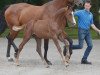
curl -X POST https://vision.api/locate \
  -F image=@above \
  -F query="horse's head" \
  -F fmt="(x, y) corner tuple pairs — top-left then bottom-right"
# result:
(64, 6), (76, 27)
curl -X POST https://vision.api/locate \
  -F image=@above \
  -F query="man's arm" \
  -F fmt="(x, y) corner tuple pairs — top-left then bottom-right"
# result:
(91, 24), (100, 34)
(74, 10), (81, 17)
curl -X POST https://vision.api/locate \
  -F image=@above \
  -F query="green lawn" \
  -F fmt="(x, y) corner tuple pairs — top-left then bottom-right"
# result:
(0, 28), (24, 38)
(65, 27), (100, 39)
(0, 27), (100, 39)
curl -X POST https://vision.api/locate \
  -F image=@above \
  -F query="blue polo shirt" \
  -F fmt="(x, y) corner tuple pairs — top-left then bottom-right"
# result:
(74, 9), (94, 30)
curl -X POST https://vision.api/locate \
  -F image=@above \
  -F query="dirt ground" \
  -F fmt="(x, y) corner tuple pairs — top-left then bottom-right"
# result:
(0, 38), (100, 75)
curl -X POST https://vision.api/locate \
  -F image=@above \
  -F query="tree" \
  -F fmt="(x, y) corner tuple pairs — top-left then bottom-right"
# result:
(91, 0), (100, 29)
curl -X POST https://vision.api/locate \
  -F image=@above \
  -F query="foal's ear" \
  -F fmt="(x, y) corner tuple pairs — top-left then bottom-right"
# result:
(64, 6), (68, 11)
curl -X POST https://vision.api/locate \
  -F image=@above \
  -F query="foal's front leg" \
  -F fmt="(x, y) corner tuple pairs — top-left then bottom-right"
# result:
(63, 39), (70, 64)
(15, 28), (32, 66)
(58, 35), (70, 64)
(52, 36), (69, 67)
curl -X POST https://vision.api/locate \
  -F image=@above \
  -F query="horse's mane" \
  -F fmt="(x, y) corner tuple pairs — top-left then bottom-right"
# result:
(43, 0), (53, 6)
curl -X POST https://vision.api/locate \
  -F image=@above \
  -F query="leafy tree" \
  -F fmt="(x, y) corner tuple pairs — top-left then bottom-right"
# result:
(0, 0), (51, 10)
(91, 0), (100, 29)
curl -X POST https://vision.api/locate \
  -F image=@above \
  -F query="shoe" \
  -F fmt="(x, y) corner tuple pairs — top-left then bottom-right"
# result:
(81, 60), (92, 65)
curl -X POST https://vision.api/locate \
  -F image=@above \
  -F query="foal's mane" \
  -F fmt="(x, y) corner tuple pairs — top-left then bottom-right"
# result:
(53, 7), (68, 21)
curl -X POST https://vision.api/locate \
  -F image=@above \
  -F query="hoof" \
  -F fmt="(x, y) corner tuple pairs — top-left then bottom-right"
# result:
(7, 57), (14, 62)
(46, 65), (50, 68)
(47, 61), (52, 65)
(64, 61), (69, 67)
(65, 63), (69, 67)
(15, 63), (20, 66)
(66, 64), (69, 67)
(14, 53), (17, 58)
(14, 62), (20, 66)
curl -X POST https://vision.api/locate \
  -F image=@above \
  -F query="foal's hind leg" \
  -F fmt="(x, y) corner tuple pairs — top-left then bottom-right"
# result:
(15, 28), (32, 66)
(35, 37), (49, 68)
(44, 39), (52, 65)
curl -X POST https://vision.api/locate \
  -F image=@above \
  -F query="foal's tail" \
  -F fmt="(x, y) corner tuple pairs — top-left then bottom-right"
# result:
(0, 5), (10, 35)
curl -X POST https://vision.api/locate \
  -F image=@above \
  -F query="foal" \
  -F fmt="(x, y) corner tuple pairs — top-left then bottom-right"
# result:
(16, 7), (74, 67)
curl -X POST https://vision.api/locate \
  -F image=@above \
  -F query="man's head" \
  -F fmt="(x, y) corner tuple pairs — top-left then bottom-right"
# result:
(84, 1), (91, 11)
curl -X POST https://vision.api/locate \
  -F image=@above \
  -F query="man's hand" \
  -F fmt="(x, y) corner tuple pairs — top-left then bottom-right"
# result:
(98, 30), (100, 35)
(91, 24), (100, 35)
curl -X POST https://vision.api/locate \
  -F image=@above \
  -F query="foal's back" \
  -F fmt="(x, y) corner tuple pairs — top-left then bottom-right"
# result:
(32, 19), (54, 39)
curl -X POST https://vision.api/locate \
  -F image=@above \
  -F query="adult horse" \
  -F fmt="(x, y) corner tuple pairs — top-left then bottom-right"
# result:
(15, 6), (75, 67)
(3, 0), (83, 64)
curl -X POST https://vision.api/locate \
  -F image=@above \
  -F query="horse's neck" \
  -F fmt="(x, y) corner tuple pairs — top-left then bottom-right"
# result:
(42, 0), (69, 19)
(53, 0), (68, 9)
(43, 0), (52, 6)
(44, 0), (68, 9)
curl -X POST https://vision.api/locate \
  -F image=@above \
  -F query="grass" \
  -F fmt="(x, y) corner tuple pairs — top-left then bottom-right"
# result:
(0, 28), (24, 38)
(0, 27), (100, 39)
(65, 27), (100, 39)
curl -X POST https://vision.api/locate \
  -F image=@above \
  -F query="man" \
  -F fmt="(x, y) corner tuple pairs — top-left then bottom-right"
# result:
(72, 1), (100, 64)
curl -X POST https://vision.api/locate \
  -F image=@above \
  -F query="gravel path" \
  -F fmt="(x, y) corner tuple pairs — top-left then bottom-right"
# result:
(0, 38), (100, 75)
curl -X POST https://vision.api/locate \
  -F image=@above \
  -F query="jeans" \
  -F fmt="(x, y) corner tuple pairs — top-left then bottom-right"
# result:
(72, 28), (93, 60)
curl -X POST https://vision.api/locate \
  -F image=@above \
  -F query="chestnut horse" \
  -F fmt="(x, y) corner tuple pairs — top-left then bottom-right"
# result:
(15, 7), (75, 67)
(4, 0), (82, 64)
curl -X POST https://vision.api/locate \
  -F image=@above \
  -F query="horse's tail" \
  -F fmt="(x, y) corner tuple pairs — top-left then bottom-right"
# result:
(12, 25), (25, 31)
(0, 5), (10, 35)
(12, 20), (35, 31)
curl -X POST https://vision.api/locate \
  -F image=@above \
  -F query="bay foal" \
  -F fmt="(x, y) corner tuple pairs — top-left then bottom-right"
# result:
(15, 7), (75, 67)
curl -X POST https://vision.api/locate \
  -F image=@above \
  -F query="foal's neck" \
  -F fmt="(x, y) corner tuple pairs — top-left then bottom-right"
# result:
(54, 8), (67, 21)
(54, 8), (67, 29)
